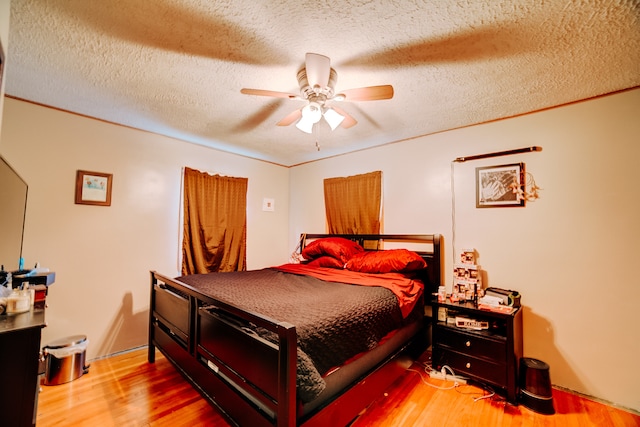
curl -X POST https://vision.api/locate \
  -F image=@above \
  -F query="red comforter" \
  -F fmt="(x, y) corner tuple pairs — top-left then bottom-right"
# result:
(273, 264), (423, 318)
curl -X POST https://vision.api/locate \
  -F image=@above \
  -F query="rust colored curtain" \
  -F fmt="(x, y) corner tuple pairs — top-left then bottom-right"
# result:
(182, 167), (247, 274)
(323, 171), (382, 234)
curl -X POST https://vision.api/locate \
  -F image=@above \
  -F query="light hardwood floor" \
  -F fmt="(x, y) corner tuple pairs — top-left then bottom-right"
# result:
(36, 348), (640, 426)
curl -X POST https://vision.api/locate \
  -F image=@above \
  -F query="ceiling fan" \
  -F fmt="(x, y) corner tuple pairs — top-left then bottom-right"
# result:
(240, 53), (393, 133)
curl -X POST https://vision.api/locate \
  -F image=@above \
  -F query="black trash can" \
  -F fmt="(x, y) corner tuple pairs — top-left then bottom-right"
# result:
(42, 335), (90, 386)
(519, 357), (555, 414)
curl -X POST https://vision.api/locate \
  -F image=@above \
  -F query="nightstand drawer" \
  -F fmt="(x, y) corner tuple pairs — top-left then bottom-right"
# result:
(434, 326), (506, 362)
(433, 347), (507, 386)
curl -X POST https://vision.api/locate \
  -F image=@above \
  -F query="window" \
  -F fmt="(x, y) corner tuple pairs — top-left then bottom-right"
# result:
(323, 171), (382, 234)
(182, 167), (247, 274)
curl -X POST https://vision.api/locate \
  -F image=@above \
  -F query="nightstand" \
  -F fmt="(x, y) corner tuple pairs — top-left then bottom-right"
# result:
(431, 299), (523, 403)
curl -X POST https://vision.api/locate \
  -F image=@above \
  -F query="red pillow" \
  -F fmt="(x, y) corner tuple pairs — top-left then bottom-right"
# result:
(301, 237), (364, 263)
(304, 256), (345, 268)
(345, 249), (427, 274)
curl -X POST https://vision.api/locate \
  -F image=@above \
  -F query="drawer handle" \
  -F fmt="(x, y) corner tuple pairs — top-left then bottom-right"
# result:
(465, 341), (471, 347)
(466, 362), (471, 369)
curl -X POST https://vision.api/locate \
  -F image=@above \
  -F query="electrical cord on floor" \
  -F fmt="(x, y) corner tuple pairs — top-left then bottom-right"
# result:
(409, 359), (503, 404)
(473, 387), (496, 402)
(440, 364), (469, 387)
(407, 362), (466, 390)
(454, 382), (502, 404)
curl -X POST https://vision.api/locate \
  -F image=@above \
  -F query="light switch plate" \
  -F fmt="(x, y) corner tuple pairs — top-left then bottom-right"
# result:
(262, 198), (275, 211)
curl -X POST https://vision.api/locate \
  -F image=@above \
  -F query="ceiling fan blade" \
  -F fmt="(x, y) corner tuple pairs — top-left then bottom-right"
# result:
(331, 106), (357, 129)
(338, 85), (394, 101)
(241, 88), (300, 99)
(232, 99), (284, 132)
(276, 108), (302, 126)
(305, 53), (331, 88)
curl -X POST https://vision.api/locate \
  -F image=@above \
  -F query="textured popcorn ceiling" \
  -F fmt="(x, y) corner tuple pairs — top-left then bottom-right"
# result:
(5, 0), (640, 166)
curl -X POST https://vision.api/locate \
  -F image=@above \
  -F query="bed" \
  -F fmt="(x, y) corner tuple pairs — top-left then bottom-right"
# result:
(148, 233), (442, 427)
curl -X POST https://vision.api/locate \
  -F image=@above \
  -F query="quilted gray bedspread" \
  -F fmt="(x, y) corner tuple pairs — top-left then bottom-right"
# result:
(177, 267), (418, 402)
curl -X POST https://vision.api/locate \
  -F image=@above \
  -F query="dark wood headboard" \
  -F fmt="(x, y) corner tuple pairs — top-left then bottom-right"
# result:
(300, 233), (443, 297)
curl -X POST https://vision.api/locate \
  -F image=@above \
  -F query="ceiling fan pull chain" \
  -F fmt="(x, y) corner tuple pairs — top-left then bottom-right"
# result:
(314, 122), (321, 151)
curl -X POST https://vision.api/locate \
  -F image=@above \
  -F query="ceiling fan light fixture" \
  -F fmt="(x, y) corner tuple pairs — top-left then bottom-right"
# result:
(295, 116), (315, 133)
(323, 107), (345, 130)
(301, 102), (322, 123)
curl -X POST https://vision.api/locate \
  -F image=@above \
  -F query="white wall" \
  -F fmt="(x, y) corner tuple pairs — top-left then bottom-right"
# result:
(1, 98), (290, 359)
(290, 88), (640, 412)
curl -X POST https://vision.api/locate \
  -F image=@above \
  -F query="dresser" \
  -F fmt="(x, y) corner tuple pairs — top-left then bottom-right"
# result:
(0, 308), (46, 427)
(431, 300), (523, 403)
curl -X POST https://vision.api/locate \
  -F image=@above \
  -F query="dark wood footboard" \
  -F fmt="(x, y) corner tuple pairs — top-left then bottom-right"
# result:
(149, 271), (297, 427)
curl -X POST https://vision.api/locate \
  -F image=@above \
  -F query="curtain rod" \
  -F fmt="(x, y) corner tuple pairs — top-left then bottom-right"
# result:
(453, 146), (542, 163)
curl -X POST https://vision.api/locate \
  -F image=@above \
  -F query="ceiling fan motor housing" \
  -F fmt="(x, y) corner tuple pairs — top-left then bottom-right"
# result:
(297, 67), (337, 101)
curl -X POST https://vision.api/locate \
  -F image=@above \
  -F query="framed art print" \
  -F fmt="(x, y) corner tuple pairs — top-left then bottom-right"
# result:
(75, 170), (113, 206)
(476, 163), (525, 208)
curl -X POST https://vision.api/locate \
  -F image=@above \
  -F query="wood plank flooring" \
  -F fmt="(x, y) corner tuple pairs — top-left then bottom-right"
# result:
(36, 348), (640, 427)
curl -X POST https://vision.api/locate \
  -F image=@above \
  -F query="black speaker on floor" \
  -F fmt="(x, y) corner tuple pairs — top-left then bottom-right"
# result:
(519, 357), (555, 415)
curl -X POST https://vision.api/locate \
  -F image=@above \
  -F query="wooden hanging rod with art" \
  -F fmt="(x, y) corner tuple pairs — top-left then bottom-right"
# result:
(453, 146), (542, 163)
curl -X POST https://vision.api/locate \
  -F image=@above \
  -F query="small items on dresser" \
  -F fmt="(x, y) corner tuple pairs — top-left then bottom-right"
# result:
(478, 287), (521, 314)
(449, 249), (521, 311)
(0, 265), (55, 314)
(1, 272), (33, 315)
(5, 287), (32, 314)
(452, 248), (483, 303)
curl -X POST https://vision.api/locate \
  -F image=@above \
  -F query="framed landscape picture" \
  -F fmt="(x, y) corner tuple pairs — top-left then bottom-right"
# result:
(476, 163), (525, 208)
